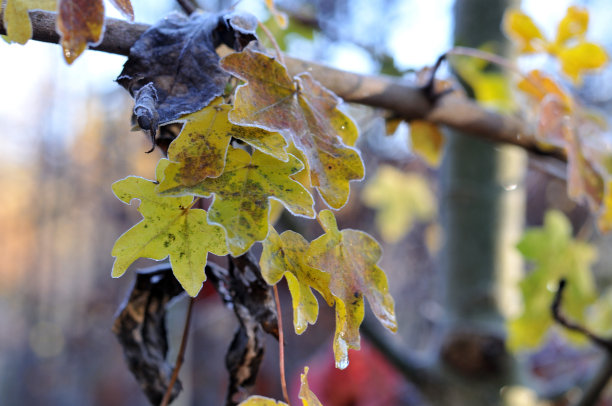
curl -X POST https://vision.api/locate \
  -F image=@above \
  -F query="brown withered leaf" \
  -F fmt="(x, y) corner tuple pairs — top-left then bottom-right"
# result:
(117, 10), (257, 140)
(108, 0), (134, 20)
(57, 0), (105, 64)
(112, 264), (186, 405)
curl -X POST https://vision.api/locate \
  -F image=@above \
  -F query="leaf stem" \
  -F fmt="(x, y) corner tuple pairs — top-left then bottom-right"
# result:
(160, 297), (195, 406)
(257, 21), (284, 65)
(273, 285), (290, 405)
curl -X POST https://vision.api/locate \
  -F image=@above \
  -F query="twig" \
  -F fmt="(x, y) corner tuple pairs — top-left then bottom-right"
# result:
(160, 297), (195, 406)
(176, 0), (198, 15)
(273, 285), (290, 405)
(257, 21), (284, 64)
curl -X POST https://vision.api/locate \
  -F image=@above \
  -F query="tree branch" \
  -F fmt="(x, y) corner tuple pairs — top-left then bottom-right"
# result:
(0, 10), (563, 159)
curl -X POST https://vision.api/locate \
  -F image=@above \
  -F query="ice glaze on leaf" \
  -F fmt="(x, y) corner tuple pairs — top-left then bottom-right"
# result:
(57, 0), (105, 64)
(111, 160), (228, 297)
(362, 165), (436, 243)
(308, 210), (397, 369)
(260, 227), (333, 334)
(117, 11), (257, 135)
(2, 0), (56, 44)
(508, 211), (597, 350)
(220, 48), (364, 209)
(161, 147), (315, 256)
(299, 367), (324, 406)
(159, 97), (288, 190)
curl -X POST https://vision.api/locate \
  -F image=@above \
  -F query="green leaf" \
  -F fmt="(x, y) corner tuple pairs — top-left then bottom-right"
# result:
(160, 147), (315, 256)
(508, 210), (597, 350)
(220, 48), (364, 209)
(308, 210), (397, 369)
(111, 160), (228, 297)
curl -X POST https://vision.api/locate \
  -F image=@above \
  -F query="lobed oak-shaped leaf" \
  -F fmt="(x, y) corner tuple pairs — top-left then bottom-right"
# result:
(159, 98), (288, 190)
(111, 160), (228, 297)
(220, 48), (364, 209)
(160, 147), (315, 256)
(260, 227), (333, 334)
(307, 210), (397, 369)
(2, 0), (56, 44)
(57, 0), (105, 64)
(299, 367), (324, 406)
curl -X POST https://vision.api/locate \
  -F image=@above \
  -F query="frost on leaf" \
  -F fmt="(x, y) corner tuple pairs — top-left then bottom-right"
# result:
(220, 47), (364, 209)
(2, 0), (56, 44)
(159, 97), (288, 190)
(57, 0), (105, 64)
(117, 11), (258, 136)
(508, 211), (597, 350)
(160, 147), (315, 256)
(111, 160), (228, 297)
(260, 227), (333, 334)
(308, 210), (397, 369)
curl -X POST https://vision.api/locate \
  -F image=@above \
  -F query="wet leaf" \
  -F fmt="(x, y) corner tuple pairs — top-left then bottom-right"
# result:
(108, 0), (133, 20)
(112, 264), (185, 406)
(117, 11), (257, 136)
(409, 121), (446, 167)
(503, 9), (545, 53)
(159, 97), (288, 190)
(57, 0), (105, 64)
(220, 47), (364, 209)
(2, 0), (56, 44)
(260, 227), (333, 334)
(160, 147), (314, 256)
(362, 165), (436, 243)
(557, 42), (608, 84)
(111, 159), (228, 297)
(508, 210), (597, 350)
(298, 367), (324, 406)
(308, 210), (397, 369)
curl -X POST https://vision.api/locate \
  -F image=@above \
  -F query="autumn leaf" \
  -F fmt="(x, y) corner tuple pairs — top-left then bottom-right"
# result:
(2, 0), (56, 44)
(220, 47), (364, 209)
(238, 396), (287, 406)
(362, 165), (436, 243)
(159, 98), (288, 189)
(264, 0), (288, 29)
(508, 210), (597, 350)
(108, 0), (133, 21)
(409, 121), (446, 167)
(557, 42), (608, 84)
(517, 70), (572, 108)
(308, 210), (397, 369)
(57, 0), (105, 64)
(502, 9), (546, 53)
(555, 6), (588, 46)
(299, 367), (324, 406)
(160, 147), (315, 256)
(260, 227), (333, 334)
(111, 159), (228, 297)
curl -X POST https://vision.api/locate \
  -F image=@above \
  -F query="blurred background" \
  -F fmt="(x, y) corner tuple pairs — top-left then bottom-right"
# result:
(3, 0), (612, 405)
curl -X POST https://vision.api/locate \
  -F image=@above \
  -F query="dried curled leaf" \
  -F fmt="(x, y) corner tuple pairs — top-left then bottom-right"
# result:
(111, 160), (228, 297)
(260, 227), (333, 334)
(159, 147), (315, 256)
(308, 210), (397, 369)
(2, 0), (57, 44)
(220, 47), (364, 209)
(112, 264), (185, 406)
(57, 0), (105, 64)
(108, 0), (133, 20)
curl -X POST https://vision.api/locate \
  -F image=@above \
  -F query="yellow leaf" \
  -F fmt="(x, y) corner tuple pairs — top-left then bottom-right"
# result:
(220, 48), (364, 209)
(2, 0), (56, 44)
(111, 159), (228, 297)
(503, 9), (546, 53)
(362, 165), (436, 243)
(409, 121), (446, 167)
(517, 70), (572, 108)
(264, 0), (288, 29)
(160, 147), (315, 256)
(299, 367), (324, 406)
(238, 396), (288, 406)
(308, 210), (397, 369)
(555, 6), (589, 46)
(557, 42), (608, 83)
(260, 228), (333, 334)
(159, 97), (288, 189)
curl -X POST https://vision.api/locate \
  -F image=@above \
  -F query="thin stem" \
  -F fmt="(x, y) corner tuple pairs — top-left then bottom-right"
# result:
(160, 297), (195, 406)
(273, 285), (290, 405)
(257, 21), (284, 64)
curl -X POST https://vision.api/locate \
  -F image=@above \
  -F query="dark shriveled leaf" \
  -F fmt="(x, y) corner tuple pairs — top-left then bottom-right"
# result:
(117, 10), (257, 139)
(112, 264), (186, 405)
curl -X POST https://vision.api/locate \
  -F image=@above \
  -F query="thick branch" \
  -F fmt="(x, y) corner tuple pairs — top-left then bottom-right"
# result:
(0, 10), (562, 158)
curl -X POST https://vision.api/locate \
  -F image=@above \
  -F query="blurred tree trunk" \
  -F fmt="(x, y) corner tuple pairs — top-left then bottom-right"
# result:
(437, 0), (526, 403)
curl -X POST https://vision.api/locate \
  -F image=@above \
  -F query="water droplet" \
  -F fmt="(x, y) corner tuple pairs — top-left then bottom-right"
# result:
(340, 125), (346, 130)
(503, 183), (518, 191)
